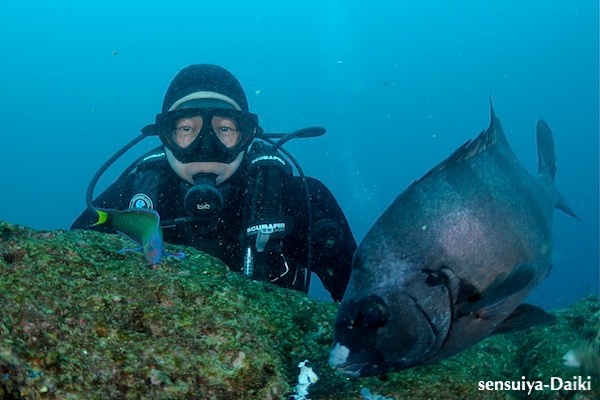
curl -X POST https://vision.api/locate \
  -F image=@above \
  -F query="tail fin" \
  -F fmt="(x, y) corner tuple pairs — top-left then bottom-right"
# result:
(92, 209), (109, 226)
(536, 120), (579, 219)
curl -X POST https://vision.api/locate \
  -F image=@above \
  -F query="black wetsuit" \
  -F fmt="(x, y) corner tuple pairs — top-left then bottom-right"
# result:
(71, 147), (356, 301)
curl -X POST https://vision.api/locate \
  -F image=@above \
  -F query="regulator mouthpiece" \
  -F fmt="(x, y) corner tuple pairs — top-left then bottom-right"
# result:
(184, 173), (224, 219)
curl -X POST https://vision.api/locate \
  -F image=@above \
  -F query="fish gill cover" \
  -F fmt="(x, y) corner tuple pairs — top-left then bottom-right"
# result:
(0, 220), (597, 399)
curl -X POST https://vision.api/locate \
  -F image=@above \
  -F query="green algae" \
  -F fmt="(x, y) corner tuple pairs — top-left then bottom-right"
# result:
(0, 220), (598, 399)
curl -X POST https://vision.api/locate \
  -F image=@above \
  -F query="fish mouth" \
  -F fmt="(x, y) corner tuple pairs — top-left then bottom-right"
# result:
(329, 342), (369, 377)
(332, 361), (369, 377)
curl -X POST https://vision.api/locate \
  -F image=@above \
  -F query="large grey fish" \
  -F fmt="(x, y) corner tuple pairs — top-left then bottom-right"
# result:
(329, 105), (577, 377)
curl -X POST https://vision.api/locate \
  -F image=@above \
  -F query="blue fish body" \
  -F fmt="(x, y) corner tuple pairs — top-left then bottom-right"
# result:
(93, 208), (182, 266)
(140, 227), (165, 265)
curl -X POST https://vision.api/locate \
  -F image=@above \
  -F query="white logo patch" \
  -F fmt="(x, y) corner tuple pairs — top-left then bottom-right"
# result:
(129, 193), (154, 209)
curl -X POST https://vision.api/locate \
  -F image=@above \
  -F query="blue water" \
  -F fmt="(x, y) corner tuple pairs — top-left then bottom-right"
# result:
(1, 0), (597, 310)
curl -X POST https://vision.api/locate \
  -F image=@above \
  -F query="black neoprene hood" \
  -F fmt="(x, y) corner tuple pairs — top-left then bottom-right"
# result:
(161, 64), (249, 113)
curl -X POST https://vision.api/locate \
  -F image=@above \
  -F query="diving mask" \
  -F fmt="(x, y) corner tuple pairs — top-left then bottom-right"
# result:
(156, 108), (260, 164)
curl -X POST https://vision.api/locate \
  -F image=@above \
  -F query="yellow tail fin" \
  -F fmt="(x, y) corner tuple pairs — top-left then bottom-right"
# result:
(92, 209), (109, 226)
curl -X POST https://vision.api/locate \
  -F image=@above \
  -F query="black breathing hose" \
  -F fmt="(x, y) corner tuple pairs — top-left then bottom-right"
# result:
(86, 133), (147, 210)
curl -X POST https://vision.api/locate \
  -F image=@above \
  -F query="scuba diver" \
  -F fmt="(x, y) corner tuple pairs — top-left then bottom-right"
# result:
(71, 64), (356, 301)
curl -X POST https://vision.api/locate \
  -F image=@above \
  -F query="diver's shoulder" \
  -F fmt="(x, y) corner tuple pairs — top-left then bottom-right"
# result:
(290, 175), (326, 187)
(135, 150), (168, 170)
(289, 175), (333, 196)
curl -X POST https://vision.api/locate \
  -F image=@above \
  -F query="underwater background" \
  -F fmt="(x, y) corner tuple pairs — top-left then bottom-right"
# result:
(0, 0), (597, 310)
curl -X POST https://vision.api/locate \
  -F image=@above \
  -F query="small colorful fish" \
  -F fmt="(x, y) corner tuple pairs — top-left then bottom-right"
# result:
(92, 208), (184, 267)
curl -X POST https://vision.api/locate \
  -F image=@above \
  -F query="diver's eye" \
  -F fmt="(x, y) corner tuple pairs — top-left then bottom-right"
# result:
(173, 116), (202, 148)
(211, 116), (241, 148)
(357, 301), (388, 328)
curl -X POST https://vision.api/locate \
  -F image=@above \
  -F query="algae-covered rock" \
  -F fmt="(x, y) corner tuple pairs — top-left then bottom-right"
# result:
(0, 220), (598, 399)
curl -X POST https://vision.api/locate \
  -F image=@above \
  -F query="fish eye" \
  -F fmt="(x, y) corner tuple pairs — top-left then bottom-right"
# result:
(357, 301), (388, 328)
(422, 267), (448, 287)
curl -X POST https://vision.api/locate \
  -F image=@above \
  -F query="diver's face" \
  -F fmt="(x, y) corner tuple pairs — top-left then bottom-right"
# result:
(173, 115), (242, 149)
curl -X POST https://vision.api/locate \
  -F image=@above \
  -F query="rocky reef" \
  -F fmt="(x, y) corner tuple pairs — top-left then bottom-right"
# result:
(0, 221), (597, 399)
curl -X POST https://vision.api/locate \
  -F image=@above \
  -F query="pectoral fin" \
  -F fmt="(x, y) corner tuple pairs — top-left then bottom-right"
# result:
(457, 263), (536, 318)
(492, 303), (557, 334)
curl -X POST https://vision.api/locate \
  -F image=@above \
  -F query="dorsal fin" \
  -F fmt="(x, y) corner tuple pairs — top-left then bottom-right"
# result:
(421, 100), (512, 180)
(487, 98), (511, 149)
(536, 119), (557, 182)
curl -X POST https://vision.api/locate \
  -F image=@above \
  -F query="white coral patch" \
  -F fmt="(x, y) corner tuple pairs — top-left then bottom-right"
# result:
(293, 360), (319, 400)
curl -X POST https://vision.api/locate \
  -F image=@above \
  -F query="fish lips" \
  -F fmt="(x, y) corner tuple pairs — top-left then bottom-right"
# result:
(329, 343), (371, 377)
(330, 291), (440, 377)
